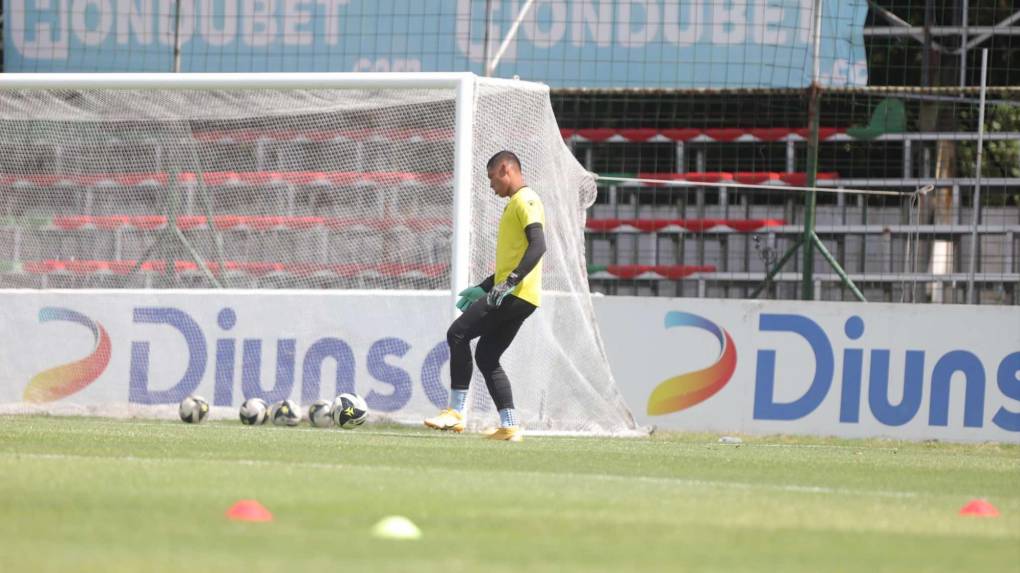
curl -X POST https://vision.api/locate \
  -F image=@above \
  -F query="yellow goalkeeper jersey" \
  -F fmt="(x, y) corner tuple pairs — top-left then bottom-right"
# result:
(495, 186), (545, 307)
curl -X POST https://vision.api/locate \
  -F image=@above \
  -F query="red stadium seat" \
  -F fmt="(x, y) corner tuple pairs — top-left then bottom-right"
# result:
(64, 260), (109, 274)
(748, 128), (795, 141)
(679, 219), (723, 232)
(237, 262), (284, 276)
(93, 216), (131, 231)
(585, 218), (623, 232)
(733, 172), (781, 185)
(703, 128), (747, 142)
(23, 260), (64, 274)
(248, 216), (286, 231)
(659, 128), (703, 141)
(176, 216), (208, 230)
(603, 265), (716, 280)
(724, 219), (786, 232)
(576, 128), (620, 142)
(52, 215), (92, 230)
(617, 129), (658, 142)
(586, 219), (786, 233)
(560, 127), (847, 143)
(108, 261), (138, 275)
(331, 263), (368, 278)
(129, 215), (166, 230)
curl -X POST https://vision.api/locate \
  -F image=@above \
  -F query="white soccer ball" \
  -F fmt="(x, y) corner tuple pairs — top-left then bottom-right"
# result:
(239, 397), (269, 426)
(179, 395), (210, 424)
(332, 393), (369, 429)
(308, 399), (334, 428)
(270, 399), (301, 427)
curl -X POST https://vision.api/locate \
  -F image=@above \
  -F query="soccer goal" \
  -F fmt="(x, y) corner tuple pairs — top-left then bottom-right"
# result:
(0, 73), (639, 435)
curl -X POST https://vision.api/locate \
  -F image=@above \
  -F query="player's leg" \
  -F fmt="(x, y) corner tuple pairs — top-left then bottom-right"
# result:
(424, 298), (495, 432)
(474, 295), (536, 441)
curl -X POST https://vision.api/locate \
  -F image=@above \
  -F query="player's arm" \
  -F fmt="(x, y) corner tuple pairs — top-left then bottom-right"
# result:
(487, 223), (546, 308)
(510, 222), (547, 282)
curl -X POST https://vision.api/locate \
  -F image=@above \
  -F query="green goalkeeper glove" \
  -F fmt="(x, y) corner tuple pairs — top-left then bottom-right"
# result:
(455, 286), (486, 312)
(486, 272), (520, 309)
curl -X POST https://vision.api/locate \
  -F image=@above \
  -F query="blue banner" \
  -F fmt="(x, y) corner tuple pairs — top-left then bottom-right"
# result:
(3, 0), (869, 88)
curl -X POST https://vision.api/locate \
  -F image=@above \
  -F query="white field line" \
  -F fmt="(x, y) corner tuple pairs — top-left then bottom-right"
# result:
(2, 418), (902, 449)
(0, 451), (919, 500)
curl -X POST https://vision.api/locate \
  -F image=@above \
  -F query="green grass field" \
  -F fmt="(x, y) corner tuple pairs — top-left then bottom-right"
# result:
(0, 416), (1016, 572)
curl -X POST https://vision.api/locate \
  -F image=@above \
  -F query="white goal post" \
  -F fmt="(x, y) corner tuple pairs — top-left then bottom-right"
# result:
(0, 72), (640, 435)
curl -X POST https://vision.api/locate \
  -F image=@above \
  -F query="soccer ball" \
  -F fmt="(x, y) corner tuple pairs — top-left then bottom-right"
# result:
(270, 400), (301, 427)
(179, 395), (209, 424)
(239, 397), (269, 426)
(332, 393), (368, 429)
(308, 399), (334, 428)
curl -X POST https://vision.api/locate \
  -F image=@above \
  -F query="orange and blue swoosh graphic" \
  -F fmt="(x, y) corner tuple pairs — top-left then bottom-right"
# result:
(647, 312), (737, 415)
(24, 308), (111, 403)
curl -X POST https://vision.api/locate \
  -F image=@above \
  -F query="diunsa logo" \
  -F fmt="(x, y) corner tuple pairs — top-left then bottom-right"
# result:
(647, 312), (737, 415)
(24, 307), (111, 402)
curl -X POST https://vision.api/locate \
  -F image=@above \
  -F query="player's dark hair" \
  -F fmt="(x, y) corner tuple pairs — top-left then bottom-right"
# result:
(486, 150), (522, 172)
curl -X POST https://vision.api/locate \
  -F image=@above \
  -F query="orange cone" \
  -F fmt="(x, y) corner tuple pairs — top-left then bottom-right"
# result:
(958, 499), (999, 517)
(226, 499), (273, 522)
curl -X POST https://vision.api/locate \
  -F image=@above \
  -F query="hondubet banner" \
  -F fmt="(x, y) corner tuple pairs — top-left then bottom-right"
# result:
(4, 0), (869, 88)
(594, 297), (1020, 443)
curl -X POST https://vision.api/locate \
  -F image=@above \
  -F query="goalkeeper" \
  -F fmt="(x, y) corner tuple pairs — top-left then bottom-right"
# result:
(424, 151), (546, 442)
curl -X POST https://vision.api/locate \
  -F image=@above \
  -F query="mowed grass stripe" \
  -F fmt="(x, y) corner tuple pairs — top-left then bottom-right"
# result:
(1, 450), (925, 499)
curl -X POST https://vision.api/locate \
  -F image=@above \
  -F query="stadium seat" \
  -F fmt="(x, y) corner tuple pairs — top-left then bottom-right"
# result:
(93, 180), (165, 215)
(191, 127), (454, 145)
(18, 228), (115, 261)
(562, 127), (848, 143)
(585, 219), (785, 233)
(632, 172), (840, 187)
(587, 264), (716, 280)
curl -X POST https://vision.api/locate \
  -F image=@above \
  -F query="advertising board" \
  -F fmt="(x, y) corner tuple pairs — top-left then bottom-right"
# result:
(4, 0), (868, 88)
(3, 290), (1016, 442)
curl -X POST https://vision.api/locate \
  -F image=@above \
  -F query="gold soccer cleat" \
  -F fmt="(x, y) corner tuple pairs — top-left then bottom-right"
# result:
(424, 408), (465, 433)
(483, 426), (522, 442)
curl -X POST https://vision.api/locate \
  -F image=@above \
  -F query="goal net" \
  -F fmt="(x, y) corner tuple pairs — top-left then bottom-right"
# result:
(0, 73), (639, 435)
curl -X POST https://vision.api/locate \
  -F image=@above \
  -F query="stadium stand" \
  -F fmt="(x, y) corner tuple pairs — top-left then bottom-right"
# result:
(0, 103), (1016, 301)
(557, 92), (1019, 303)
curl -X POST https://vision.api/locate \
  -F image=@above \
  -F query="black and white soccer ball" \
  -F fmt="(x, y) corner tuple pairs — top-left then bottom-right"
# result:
(179, 395), (210, 424)
(239, 397), (269, 426)
(308, 399), (334, 428)
(332, 393), (368, 429)
(270, 399), (301, 427)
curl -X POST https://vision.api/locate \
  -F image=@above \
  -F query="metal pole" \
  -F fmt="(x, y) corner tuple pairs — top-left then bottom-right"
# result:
(482, 0), (494, 77)
(801, 88), (820, 300)
(962, 10), (1020, 52)
(813, 234), (866, 302)
(922, 0), (933, 87)
(966, 49), (988, 304)
(172, 0), (183, 73)
(801, 0), (823, 300)
(960, 0), (969, 87)
(487, 0), (536, 76)
(751, 237), (804, 299)
(811, 0), (823, 86)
